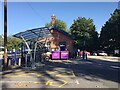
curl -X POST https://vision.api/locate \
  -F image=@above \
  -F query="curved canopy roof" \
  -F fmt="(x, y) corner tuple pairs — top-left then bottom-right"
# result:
(13, 27), (52, 41)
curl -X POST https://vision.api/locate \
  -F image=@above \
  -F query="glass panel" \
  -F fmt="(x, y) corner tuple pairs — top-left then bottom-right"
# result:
(13, 27), (52, 41)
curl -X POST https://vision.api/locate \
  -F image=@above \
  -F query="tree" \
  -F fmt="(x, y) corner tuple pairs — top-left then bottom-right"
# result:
(99, 9), (120, 55)
(1, 36), (22, 51)
(45, 19), (67, 31)
(70, 17), (99, 52)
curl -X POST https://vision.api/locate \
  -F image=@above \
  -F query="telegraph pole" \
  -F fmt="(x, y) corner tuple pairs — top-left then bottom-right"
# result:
(4, 0), (8, 68)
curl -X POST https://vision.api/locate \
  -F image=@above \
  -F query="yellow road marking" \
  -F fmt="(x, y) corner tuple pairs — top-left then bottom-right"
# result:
(3, 70), (69, 88)
(33, 82), (45, 84)
(45, 80), (68, 88)
(46, 80), (58, 87)
(34, 82), (41, 84)
(15, 74), (30, 77)
(58, 80), (68, 88)
(13, 75), (32, 77)
(45, 80), (51, 85)
(46, 71), (57, 74)
(29, 73), (42, 77)
(49, 82), (58, 87)
(3, 74), (12, 76)
(34, 82), (40, 84)
(36, 74), (42, 77)
(4, 73), (43, 77)
(55, 74), (62, 77)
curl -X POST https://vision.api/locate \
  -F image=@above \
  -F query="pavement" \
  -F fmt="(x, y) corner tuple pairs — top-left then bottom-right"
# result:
(88, 56), (120, 62)
(1, 56), (120, 89)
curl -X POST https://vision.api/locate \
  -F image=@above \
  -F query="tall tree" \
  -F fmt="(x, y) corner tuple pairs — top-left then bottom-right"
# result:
(8, 36), (22, 51)
(70, 17), (99, 52)
(99, 9), (120, 55)
(45, 19), (67, 31)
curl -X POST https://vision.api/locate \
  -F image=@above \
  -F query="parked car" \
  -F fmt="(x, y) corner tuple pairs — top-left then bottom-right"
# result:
(93, 52), (97, 56)
(98, 51), (107, 56)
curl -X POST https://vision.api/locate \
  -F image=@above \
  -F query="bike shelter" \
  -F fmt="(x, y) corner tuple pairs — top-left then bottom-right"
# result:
(13, 27), (52, 69)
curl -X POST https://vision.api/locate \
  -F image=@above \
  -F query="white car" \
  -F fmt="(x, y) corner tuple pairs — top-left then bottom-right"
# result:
(93, 53), (97, 56)
(98, 51), (107, 56)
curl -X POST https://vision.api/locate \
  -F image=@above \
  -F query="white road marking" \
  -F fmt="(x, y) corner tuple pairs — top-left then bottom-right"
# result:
(71, 70), (79, 85)
(75, 79), (80, 84)
(67, 60), (80, 85)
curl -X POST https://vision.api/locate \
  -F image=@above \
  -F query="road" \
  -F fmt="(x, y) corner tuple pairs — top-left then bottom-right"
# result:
(1, 56), (120, 89)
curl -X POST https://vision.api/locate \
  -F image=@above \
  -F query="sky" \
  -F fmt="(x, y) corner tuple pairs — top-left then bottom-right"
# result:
(0, 2), (118, 36)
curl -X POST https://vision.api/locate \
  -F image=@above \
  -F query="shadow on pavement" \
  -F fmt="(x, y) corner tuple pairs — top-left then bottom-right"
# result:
(71, 58), (119, 83)
(2, 57), (120, 88)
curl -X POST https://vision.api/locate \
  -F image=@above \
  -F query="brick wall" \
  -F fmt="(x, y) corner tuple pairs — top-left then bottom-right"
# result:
(48, 29), (74, 56)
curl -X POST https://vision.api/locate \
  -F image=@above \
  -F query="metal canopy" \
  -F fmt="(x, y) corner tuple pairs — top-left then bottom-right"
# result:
(13, 27), (52, 41)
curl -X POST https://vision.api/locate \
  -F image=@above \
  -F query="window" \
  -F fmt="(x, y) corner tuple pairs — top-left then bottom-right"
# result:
(59, 41), (66, 51)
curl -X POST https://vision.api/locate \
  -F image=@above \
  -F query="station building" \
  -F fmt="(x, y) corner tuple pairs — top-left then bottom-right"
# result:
(39, 15), (75, 58)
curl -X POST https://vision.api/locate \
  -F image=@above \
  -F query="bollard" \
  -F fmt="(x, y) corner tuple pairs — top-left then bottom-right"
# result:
(18, 58), (21, 66)
(12, 52), (17, 65)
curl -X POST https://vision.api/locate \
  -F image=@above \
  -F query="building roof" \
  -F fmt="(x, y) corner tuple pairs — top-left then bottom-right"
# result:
(49, 26), (75, 39)
(13, 27), (52, 41)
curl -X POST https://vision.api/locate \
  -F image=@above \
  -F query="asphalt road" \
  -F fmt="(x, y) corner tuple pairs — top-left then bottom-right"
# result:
(1, 56), (120, 89)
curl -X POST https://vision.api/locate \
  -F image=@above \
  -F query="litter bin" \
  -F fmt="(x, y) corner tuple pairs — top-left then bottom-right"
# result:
(61, 51), (69, 59)
(52, 51), (60, 59)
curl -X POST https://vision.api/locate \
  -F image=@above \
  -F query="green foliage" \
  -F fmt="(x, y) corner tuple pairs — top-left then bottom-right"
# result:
(70, 17), (99, 52)
(99, 9), (120, 54)
(45, 19), (67, 31)
(0, 35), (3, 47)
(0, 35), (22, 51)
(66, 29), (71, 34)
